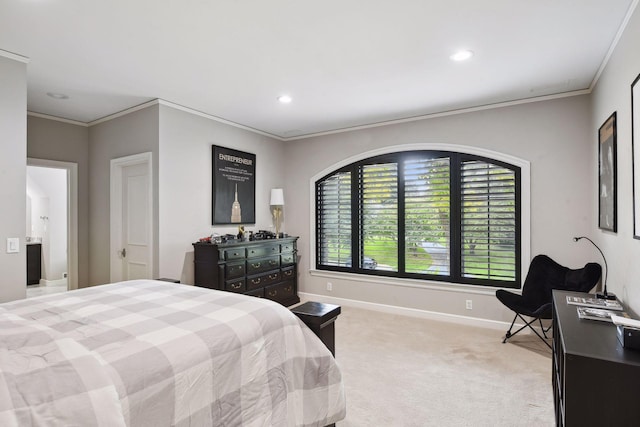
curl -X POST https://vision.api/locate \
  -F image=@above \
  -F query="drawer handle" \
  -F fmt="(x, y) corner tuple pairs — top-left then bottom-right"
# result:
(284, 286), (292, 292)
(268, 290), (278, 297)
(231, 282), (241, 289)
(284, 270), (293, 277)
(269, 260), (278, 266)
(234, 252), (240, 256)
(269, 274), (278, 280)
(251, 262), (261, 269)
(271, 247), (277, 252)
(251, 278), (261, 285)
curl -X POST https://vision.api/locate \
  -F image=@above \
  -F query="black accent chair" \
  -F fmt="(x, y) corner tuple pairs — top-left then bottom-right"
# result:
(496, 254), (602, 349)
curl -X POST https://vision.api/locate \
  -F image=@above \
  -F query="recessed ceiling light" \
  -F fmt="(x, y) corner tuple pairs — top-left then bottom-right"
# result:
(46, 92), (69, 100)
(450, 50), (474, 62)
(277, 95), (292, 104)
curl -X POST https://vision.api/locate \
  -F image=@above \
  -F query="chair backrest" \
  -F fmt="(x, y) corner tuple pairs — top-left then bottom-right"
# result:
(521, 254), (602, 308)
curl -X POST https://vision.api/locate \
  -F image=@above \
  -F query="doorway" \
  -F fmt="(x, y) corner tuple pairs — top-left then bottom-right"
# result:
(26, 158), (78, 297)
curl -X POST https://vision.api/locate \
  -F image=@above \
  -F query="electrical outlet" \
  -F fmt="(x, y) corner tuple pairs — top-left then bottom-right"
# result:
(465, 300), (473, 310)
(326, 282), (333, 291)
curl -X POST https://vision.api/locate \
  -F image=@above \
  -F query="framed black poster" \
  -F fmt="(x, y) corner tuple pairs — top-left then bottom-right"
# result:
(598, 112), (617, 232)
(212, 145), (256, 225)
(633, 73), (640, 238)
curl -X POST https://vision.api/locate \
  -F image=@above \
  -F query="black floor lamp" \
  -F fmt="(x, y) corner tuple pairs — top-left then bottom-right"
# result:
(573, 236), (616, 300)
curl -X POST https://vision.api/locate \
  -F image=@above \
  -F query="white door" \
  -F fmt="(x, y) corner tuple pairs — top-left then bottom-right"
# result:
(111, 153), (153, 282)
(120, 163), (150, 279)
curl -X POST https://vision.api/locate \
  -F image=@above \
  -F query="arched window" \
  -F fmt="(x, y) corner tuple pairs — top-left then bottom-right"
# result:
(315, 150), (522, 288)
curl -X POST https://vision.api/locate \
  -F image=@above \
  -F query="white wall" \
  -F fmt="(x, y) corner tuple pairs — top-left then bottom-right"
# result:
(27, 116), (89, 287)
(158, 104), (286, 283)
(0, 53), (27, 302)
(283, 95), (595, 323)
(591, 4), (640, 314)
(88, 105), (159, 285)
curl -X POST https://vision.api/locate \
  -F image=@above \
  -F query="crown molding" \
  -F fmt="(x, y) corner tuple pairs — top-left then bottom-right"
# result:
(27, 89), (592, 141)
(0, 49), (29, 63)
(282, 89), (591, 141)
(156, 99), (285, 140)
(87, 99), (160, 126)
(27, 111), (88, 127)
(590, 0), (639, 91)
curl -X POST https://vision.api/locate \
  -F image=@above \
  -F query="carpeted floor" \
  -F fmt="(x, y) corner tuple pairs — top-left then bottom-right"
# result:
(334, 307), (554, 427)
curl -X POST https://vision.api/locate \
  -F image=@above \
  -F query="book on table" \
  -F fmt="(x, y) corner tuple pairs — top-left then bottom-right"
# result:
(566, 295), (623, 311)
(576, 306), (630, 322)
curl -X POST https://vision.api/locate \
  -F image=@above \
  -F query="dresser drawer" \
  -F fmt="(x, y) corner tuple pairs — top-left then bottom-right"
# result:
(281, 253), (296, 266)
(225, 278), (245, 293)
(246, 271), (281, 291)
(265, 281), (295, 303)
(247, 244), (280, 259)
(281, 266), (295, 281)
(225, 261), (245, 279)
(223, 248), (246, 260)
(246, 255), (280, 275)
(280, 242), (295, 253)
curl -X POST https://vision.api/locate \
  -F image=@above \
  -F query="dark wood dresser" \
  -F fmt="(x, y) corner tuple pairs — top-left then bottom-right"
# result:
(552, 290), (640, 427)
(193, 237), (299, 307)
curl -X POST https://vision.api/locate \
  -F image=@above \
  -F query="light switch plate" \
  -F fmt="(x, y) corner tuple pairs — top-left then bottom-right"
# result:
(7, 238), (19, 253)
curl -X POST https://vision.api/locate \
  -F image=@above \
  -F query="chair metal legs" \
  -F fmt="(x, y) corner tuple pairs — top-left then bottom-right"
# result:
(502, 313), (552, 349)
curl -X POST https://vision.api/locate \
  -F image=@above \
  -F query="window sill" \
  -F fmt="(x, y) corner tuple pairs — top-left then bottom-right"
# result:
(308, 269), (522, 296)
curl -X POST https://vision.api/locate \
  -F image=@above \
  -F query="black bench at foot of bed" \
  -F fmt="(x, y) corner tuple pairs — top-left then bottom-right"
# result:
(291, 301), (341, 356)
(292, 301), (341, 427)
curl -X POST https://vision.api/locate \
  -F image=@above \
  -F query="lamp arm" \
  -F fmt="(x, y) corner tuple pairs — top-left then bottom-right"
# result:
(574, 236), (608, 294)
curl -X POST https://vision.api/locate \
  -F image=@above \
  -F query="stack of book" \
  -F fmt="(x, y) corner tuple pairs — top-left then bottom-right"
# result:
(566, 295), (629, 322)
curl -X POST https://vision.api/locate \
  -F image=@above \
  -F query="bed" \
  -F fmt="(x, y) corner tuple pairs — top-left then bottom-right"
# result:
(0, 280), (346, 426)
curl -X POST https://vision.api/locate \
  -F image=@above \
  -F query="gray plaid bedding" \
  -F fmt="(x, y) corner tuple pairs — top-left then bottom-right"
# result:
(0, 280), (346, 426)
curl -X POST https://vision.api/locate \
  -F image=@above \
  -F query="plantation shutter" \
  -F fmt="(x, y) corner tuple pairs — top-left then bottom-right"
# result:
(317, 171), (352, 267)
(404, 157), (451, 275)
(361, 163), (398, 271)
(460, 160), (517, 281)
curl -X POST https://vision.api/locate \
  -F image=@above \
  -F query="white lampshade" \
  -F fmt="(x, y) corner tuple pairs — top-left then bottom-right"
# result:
(270, 188), (285, 206)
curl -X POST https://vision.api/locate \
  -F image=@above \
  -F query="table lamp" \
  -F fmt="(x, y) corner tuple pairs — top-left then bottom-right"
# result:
(270, 188), (284, 238)
(573, 236), (615, 300)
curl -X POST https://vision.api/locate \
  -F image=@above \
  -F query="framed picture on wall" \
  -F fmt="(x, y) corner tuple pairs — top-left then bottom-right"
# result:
(212, 145), (256, 225)
(599, 112), (617, 232)
(632, 74), (640, 238)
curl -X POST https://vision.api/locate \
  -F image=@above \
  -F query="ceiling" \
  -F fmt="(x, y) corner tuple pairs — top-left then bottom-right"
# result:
(0, 0), (635, 140)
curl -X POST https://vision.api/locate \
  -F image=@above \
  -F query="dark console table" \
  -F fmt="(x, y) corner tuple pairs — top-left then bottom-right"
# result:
(193, 237), (299, 307)
(552, 290), (640, 427)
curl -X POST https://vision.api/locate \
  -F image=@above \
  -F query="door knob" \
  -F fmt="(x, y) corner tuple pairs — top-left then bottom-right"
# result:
(119, 248), (127, 258)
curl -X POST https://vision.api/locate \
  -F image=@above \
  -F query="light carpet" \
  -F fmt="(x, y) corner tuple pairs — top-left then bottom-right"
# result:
(334, 307), (553, 427)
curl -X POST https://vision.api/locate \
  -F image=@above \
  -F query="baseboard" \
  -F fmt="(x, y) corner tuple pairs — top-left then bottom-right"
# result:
(298, 292), (537, 333)
(39, 278), (68, 286)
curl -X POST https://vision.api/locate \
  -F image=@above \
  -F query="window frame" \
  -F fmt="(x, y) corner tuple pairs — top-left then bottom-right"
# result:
(311, 144), (530, 290)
